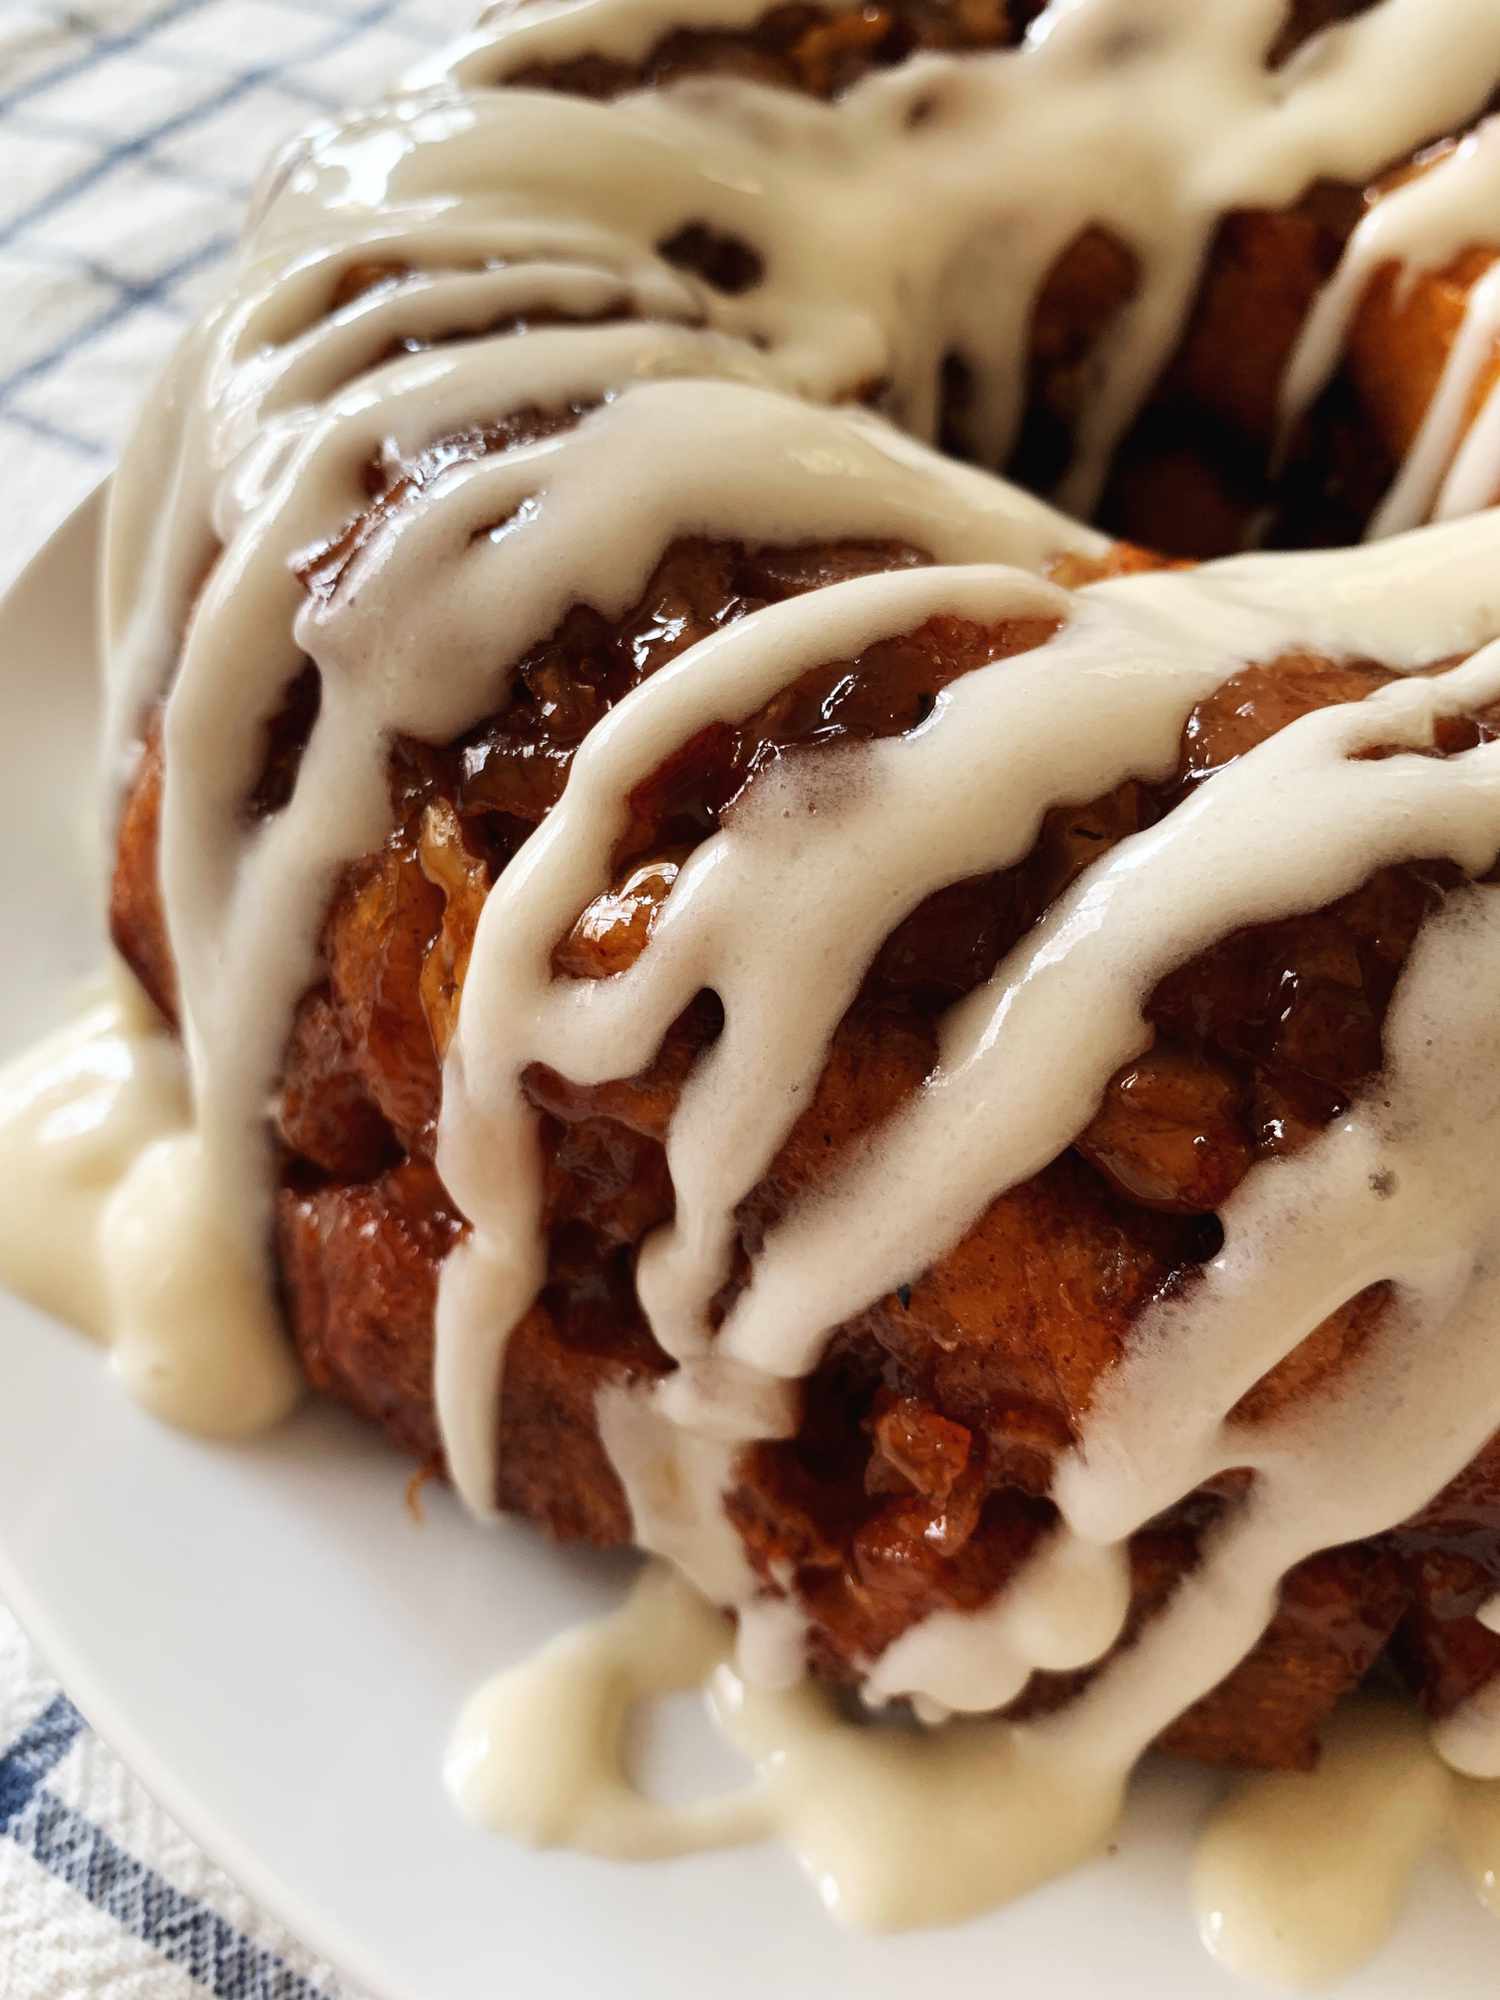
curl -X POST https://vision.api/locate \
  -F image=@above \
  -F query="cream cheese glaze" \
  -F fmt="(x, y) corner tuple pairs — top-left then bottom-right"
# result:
(1282, 115), (1500, 535)
(1194, 1700), (1500, 1987)
(448, 1561), (1130, 1928)
(0, 976), (299, 1433)
(20, 0), (1500, 1976)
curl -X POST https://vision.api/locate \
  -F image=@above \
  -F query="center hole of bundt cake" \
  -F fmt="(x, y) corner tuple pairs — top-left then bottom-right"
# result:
(942, 209), (1399, 561)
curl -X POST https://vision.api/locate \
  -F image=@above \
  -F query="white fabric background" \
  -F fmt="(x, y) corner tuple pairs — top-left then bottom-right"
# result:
(0, 1), (468, 1990)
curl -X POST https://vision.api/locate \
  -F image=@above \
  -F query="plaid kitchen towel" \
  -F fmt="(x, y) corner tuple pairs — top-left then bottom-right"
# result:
(0, 1606), (362, 1998)
(0, 1), (472, 1990)
(0, 0), (469, 593)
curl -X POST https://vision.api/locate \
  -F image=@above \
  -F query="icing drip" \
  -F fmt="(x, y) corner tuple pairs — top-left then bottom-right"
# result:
(1283, 118), (1500, 537)
(1196, 1702), (1500, 1988)
(0, 977), (300, 1434)
(447, 1562), (766, 1856)
(0, 978), (183, 1344)
(861, 1530), (1132, 1716)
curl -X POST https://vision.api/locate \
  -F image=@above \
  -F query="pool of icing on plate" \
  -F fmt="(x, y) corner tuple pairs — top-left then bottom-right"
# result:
(448, 1562), (1500, 1986)
(0, 977), (298, 1436)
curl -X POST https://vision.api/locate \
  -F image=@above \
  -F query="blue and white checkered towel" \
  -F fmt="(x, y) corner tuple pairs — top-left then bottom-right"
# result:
(0, 2), (470, 1990)
(0, 1622), (360, 1997)
(0, 0), (467, 589)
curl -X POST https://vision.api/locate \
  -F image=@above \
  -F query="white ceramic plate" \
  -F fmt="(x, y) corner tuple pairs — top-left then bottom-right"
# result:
(1, 492), (1497, 2000)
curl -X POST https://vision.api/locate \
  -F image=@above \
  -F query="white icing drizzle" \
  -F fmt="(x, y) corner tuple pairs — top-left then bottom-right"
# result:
(718, 651), (1500, 1385)
(67, 0), (1500, 1963)
(453, 866), (1500, 1939)
(862, 1530), (1131, 1716)
(1379, 256), (1500, 536)
(449, 1562), (1124, 1930)
(0, 974), (301, 1434)
(1435, 1672), (1500, 1783)
(1433, 292), (1500, 527)
(447, 1562), (767, 1856)
(1281, 117), (1500, 537)
(1195, 1700), (1500, 1989)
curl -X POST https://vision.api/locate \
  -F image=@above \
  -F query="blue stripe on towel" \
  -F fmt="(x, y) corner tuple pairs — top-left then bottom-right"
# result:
(11, 1790), (335, 1999)
(0, 1692), (84, 1832)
